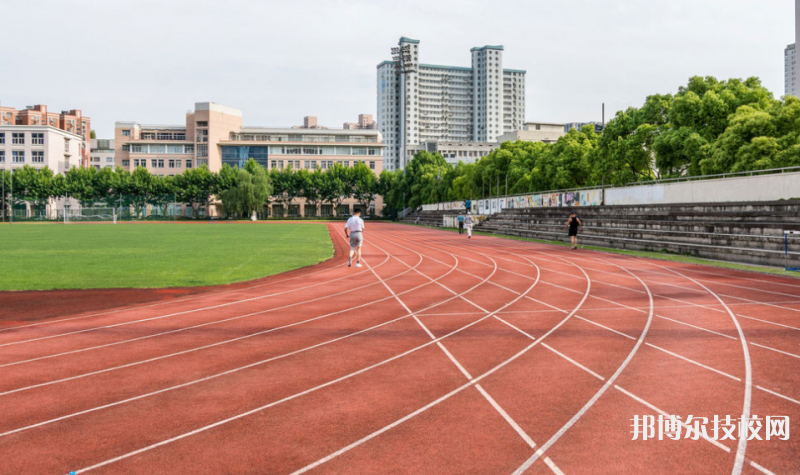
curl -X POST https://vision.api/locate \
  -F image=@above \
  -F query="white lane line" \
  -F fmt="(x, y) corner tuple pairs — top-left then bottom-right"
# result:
(71, 232), (555, 474)
(0, 247), (429, 395)
(490, 245), (800, 325)
(645, 343), (741, 382)
(614, 385), (731, 452)
(574, 315), (637, 341)
(369, 234), (564, 473)
(511, 258), (653, 475)
(0, 255), (386, 350)
(0, 246), (349, 335)
(476, 383), (537, 447)
(540, 343), (605, 381)
(749, 342), (800, 360)
(287, 232), (592, 475)
(756, 386), (800, 406)
(749, 461), (778, 475)
(644, 267), (752, 475)
(445, 233), (787, 470)
(0, 312), (412, 438)
(736, 313), (800, 332)
(0, 255), (399, 369)
(655, 315), (738, 340)
(1, 232), (508, 437)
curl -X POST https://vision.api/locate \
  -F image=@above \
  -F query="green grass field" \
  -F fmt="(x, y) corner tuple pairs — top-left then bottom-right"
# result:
(0, 223), (334, 291)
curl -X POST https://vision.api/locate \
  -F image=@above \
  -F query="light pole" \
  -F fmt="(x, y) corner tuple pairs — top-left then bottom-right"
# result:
(9, 168), (13, 225)
(601, 102), (606, 206)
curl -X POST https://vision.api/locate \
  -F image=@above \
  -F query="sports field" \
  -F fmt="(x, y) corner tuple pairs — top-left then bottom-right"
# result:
(0, 222), (798, 474)
(0, 223), (333, 291)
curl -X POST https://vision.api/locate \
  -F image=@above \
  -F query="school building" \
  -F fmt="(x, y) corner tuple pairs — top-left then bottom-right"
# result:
(114, 102), (385, 217)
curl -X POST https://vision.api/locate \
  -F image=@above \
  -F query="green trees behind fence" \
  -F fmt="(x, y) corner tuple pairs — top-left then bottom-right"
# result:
(0, 158), (382, 219)
(380, 76), (800, 212)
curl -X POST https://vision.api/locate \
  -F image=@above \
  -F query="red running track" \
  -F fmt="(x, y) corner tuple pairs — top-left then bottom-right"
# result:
(0, 222), (798, 475)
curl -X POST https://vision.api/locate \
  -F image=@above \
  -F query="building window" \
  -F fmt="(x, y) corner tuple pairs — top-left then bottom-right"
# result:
(185, 159), (193, 169)
(158, 159), (164, 168)
(12, 133), (24, 145)
(169, 159), (175, 168)
(122, 159), (130, 167)
(197, 144), (208, 157)
(29, 132), (43, 145)
(64, 139), (70, 152)
(12, 151), (25, 163)
(0, 133), (4, 144)
(122, 130), (131, 136)
(196, 121), (208, 127)
(157, 133), (172, 140)
(122, 145), (130, 152)
(151, 159), (158, 168)
(185, 145), (194, 154)
(369, 161), (375, 170)
(0, 151), (4, 163)
(142, 133), (156, 140)
(175, 159), (181, 168)
(31, 151), (44, 164)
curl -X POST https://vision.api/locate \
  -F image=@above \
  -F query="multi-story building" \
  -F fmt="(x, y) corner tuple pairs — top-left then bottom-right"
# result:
(343, 114), (376, 130)
(0, 101), (91, 167)
(90, 139), (115, 170)
(406, 141), (499, 166)
(564, 122), (604, 134)
(0, 125), (83, 174)
(497, 122), (566, 144)
(786, 44), (797, 97)
(377, 37), (526, 171)
(115, 102), (243, 175)
(115, 102), (385, 217)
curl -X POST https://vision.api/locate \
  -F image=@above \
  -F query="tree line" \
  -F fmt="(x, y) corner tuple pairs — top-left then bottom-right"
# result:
(1, 159), (380, 219)
(380, 76), (800, 212)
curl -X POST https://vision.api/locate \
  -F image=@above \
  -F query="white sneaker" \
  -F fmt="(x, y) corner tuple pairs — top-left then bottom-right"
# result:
(356, 262), (363, 268)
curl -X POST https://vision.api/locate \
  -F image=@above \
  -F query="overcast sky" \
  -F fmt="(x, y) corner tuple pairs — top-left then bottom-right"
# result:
(0, 0), (794, 137)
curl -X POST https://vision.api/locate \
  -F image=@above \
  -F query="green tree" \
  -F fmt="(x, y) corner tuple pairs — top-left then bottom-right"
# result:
(220, 159), (272, 219)
(351, 162), (378, 214)
(174, 166), (214, 218)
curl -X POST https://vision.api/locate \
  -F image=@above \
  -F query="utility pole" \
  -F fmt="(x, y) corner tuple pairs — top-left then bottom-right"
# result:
(601, 102), (606, 206)
(2, 169), (4, 224)
(9, 168), (13, 225)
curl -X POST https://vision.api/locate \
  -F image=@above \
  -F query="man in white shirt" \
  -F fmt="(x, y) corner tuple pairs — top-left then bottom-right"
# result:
(344, 208), (365, 268)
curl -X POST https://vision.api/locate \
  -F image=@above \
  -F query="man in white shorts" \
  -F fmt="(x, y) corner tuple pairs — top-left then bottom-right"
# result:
(464, 211), (474, 239)
(344, 208), (365, 268)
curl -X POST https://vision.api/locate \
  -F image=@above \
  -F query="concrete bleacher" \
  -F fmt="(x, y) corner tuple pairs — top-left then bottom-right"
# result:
(475, 201), (800, 267)
(400, 209), (452, 227)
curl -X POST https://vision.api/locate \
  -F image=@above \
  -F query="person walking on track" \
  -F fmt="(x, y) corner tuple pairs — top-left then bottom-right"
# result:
(464, 211), (474, 239)
(457, 212), (465, 234)
(566, 210), (582, 249)
(345, 208), (365, 268)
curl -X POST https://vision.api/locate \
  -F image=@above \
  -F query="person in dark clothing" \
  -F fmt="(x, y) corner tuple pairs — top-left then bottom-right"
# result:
(457, 212), (465, 234)
(465, 199), (472, 212)
(566, 211), (582, 250)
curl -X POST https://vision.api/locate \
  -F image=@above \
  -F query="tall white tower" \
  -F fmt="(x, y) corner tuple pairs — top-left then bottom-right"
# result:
(796, 0), (800, 96)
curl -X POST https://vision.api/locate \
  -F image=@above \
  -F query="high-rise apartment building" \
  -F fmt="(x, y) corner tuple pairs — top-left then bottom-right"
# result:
(796, 0), (800, 96)
(786, 44), (797, 97)
(0, 101), (91, 167)
(377, 37), (526, 171)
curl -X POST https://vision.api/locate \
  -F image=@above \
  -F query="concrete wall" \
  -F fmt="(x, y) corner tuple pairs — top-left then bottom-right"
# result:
(606, 172), (800, 205)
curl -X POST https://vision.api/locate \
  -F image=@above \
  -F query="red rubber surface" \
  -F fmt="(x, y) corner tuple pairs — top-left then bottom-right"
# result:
(0, 223), (798, 475)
